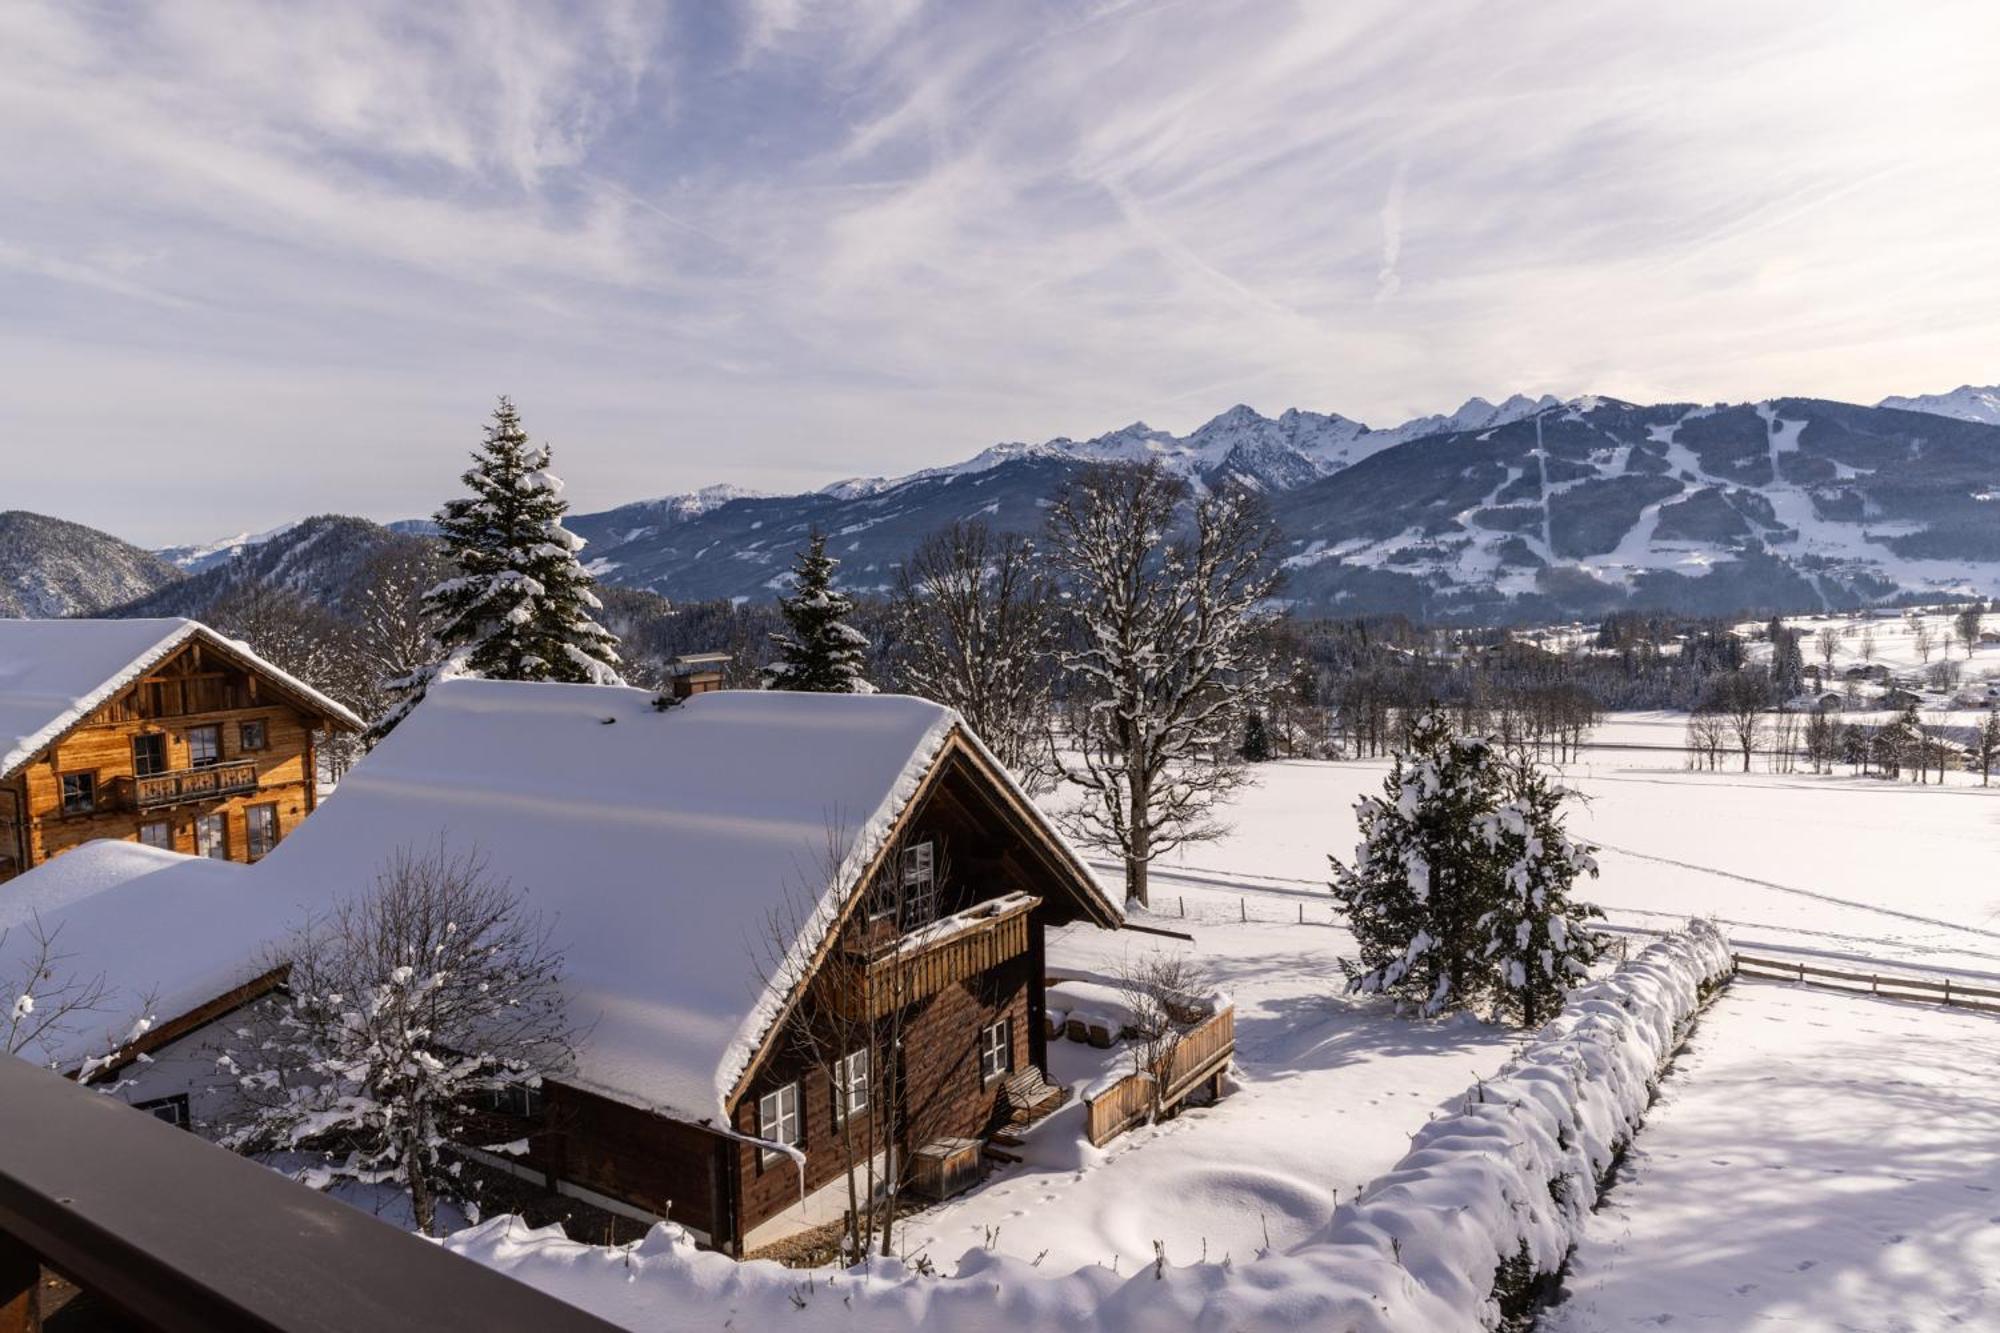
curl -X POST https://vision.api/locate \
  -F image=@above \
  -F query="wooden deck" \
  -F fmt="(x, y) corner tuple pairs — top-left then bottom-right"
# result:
(1084, 1005), (1235, 1147)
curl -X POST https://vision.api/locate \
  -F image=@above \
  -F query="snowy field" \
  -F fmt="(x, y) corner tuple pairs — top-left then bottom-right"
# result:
(1547, 978), (2000, 1330)
(898, 727), (2000, 1274)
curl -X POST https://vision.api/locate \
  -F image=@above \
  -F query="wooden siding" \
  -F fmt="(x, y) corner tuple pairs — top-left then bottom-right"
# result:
(1, 641), (337, 883)
(524, 1082), (724, 1239)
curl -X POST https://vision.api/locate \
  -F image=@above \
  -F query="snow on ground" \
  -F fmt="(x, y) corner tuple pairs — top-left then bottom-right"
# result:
(1547, 978), (2000, 1331)
(896, 904), (1521, 1274)
(895, 727), (2000, 1275)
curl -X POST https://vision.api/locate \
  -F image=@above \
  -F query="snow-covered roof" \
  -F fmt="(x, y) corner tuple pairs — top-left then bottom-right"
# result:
(2, 680), (1116, 1123)
(0, 618), (364, 779)
(0, 842), (284, 1066)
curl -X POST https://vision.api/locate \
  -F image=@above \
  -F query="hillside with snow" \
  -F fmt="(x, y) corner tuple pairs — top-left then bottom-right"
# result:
(1878, 381), (2000, 426)
(0, 510), (183, 618)
(565, 392), (2000, 621)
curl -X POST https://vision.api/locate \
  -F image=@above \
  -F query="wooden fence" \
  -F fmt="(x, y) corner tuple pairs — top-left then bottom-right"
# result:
(1084, 1006), (1235, 1147)
(1734, 953), (2000, 1013)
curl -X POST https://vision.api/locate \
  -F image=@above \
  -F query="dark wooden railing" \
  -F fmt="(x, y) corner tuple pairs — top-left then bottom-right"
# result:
(837, 894), (1038, 1021)
(0, 1057), (624, 1333)
(132, 762), (260, 810)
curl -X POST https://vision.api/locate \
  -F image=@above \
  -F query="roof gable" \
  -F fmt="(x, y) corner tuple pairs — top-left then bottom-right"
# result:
(0, 618), (363, 780)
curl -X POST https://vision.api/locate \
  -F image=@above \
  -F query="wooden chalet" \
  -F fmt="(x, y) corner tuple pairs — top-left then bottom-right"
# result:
(0, 682), (1129, 1257)
(0, 619), (362, 884)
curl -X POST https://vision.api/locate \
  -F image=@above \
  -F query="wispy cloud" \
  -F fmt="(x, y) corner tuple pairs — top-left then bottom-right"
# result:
(4, 0), (1999, 543)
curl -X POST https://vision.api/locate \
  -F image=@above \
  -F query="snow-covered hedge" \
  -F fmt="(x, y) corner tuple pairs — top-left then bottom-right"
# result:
(446, 922), (1732, 1332)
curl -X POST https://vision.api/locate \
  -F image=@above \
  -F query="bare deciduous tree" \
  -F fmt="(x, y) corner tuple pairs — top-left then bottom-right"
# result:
(1956, 603), (1985, 659)
(1045, 463), (1281, 906)
(887, 521), (1058, 788)
(2, 913), (112, 1064)
(1117, 951), (1210, 1124)
(1815, 625), (1840, 670)
(219, 842), (572, 1235)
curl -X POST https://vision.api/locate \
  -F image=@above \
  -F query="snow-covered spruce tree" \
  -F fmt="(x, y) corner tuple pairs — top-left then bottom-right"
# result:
(219, 843), (570, 1235)
(1330, 710), (1504, 1016)
(1045, 463), (1280, 907)
(1477, 759), (1606, 1027)
(372, 399), (621, 739)
(765, 530), (875, 694)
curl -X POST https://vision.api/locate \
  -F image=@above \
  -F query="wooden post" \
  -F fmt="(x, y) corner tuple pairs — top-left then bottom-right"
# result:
(1239, 898), (1246, 923)
(1797, 960), (1805, 985)
(1945, 978), (1953, 1006)
(1298, 902), (1304, 924)
(0, 1231), (39, 1333)
(1179, 896), (1185, 919)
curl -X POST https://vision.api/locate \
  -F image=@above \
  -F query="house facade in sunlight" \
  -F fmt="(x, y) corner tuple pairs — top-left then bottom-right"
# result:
(0, 618), (362, 882)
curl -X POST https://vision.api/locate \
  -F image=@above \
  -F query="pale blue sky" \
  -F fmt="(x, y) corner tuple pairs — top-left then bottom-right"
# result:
(4, 0), (1998, 544)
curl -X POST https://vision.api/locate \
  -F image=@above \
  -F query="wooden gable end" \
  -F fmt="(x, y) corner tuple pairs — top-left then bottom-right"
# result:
(720, 727), (1115, 1117)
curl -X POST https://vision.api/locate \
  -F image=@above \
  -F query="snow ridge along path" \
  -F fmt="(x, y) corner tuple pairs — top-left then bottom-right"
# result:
(452, 924), (1732, 1332)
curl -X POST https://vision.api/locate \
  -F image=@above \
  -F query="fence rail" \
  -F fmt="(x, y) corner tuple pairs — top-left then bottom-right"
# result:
(1083, 1005), (1235, 1147)
(1733, 953), (2000, 1012)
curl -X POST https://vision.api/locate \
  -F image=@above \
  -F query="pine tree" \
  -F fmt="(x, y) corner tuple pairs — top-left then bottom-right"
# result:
(1330, 711), (1504, 1016)
(1240, 710), (1272, 762)
(1478, 760), (1604, 1027)
(765, 531), (874, 694)
(373, 399), (621, 737)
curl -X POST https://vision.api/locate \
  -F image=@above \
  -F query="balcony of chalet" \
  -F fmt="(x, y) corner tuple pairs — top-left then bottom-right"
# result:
(831, 891), (1038, 1022)
(91, 762), (262, 816)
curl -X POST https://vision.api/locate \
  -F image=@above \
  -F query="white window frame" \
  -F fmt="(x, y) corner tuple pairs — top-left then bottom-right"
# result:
(979, 1018), (1012, 1085)
(832, 1048), (869, 1124)
(758, 1082), (801, 1168)
(901, 841), (936, 928)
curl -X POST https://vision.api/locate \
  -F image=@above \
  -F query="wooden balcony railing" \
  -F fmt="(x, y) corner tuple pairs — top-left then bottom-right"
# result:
(0, 1056), (623, 1333)
(1084, 1004), (1235, 1147)
(834, 892), (1038, 1021)
(132, 762), (260, 810)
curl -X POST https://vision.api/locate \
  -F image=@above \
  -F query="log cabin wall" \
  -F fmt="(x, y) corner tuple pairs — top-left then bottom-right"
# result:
(2, 641), (335, 883)
(724, 756), (1057, 1247)
(523, 1082), (723, 1240)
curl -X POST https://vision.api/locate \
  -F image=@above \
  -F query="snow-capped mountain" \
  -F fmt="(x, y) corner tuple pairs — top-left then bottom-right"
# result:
(568, 393), (2000, 621)
(1878, 383), (2000, 427)
(155, 521), (301, 573)
(0, 510), (184, 617)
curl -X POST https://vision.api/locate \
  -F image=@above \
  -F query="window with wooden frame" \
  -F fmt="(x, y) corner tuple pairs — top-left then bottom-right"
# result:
(131, 733), (168, 778)
(138, 821), (172, 850)
(195, 812), (227, 860)
(979, 1018), (1013, 1084)
(133, 1094), (191, 1130)
(187, 725), (222, 769)
(245, 803), (279, 860)
(239, 719), (268, 752)
(832, 1048), (869, 1124)
(757, 1082), (801, 1167)
(59, 772), (97, 815)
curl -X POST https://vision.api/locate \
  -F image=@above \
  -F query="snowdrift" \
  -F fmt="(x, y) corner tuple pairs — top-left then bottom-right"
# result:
(447, 921), (1733, 1332)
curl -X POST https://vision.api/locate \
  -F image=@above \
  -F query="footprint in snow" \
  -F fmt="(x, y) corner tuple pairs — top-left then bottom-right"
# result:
(1795, 1259), (1818, 1271)
(1733, 1284), (1758, 1296)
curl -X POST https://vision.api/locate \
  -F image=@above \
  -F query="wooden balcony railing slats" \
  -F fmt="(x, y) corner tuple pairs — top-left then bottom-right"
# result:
(133, 761), (261, 811)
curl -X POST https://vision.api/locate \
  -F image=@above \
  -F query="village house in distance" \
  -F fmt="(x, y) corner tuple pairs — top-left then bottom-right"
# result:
(0, 618), (362, 883)
(0, 681), (1158, 1255)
